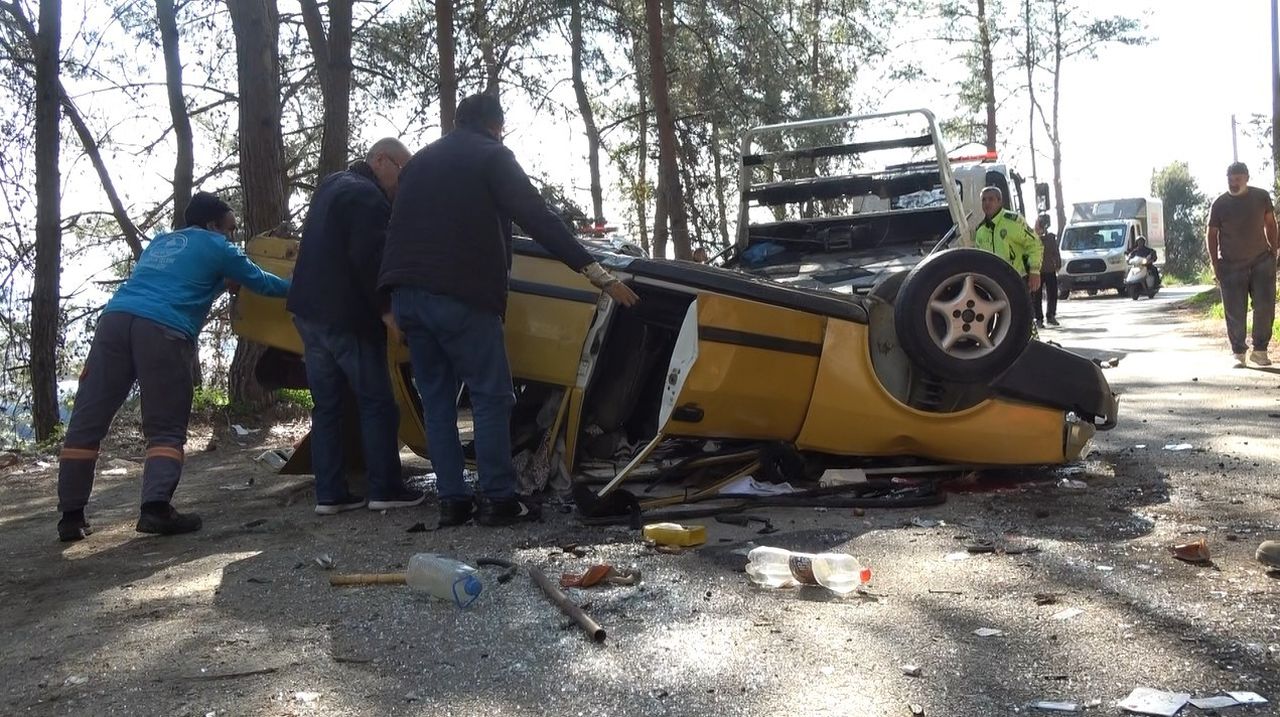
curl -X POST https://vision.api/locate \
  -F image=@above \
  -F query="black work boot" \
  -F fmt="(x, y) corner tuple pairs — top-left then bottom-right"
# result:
(136, 502), (202, 535)
(476, 496), (542, 527)
(57, 509), (93, 543)
(438, 498), (475, 528)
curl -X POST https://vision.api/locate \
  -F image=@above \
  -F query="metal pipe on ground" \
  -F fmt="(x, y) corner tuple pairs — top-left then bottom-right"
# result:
(528, 565), (606, 643)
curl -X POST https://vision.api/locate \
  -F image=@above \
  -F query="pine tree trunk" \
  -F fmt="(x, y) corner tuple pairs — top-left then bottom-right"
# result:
(436, 0), (457, 133)
(301, 0), (353, 182)
(1024, 0), (1038, 190)
(711, 116), (729, 249)
(1050, 0), (1067, 232)
(977, 0), (997, 154)
(634, 33), (650, 255)
(474, 0), (499, 94)
(157, 0), (194, 227)
(228, 0), (287, 410)
(570, 0), (604, 224)
(31, 0), (62, 440)
(646, 0), (689, 259)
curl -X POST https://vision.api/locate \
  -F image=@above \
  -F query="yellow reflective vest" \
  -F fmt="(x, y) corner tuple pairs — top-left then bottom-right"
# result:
(974, 210), (1043, 275)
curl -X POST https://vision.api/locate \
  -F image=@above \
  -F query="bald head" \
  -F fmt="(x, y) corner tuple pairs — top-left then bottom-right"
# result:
(367, 137), (412, 198)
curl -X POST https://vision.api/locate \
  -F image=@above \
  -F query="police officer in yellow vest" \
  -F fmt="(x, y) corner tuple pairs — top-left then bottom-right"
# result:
(975, 186), (1044, 294)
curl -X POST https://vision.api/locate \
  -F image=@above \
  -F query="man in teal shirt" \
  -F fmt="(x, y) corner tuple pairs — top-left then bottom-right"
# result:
(56, 192), (290, 542)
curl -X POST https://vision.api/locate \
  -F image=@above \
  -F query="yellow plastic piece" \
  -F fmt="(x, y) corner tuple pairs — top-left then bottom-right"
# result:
(643, 522), (707, 547)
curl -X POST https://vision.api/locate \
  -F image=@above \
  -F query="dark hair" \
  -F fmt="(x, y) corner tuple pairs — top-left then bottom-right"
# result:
(184, 191), (232, 229)
(1227, 161), (1249, 176)
(1036, 214), (1051, 229)
(456, 93), (504, 130)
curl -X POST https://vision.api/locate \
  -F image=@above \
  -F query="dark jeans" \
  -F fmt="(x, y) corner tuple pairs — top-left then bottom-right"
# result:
(293, 317), (403, 503)
(58, 312), (194, 512)
(1034, 271), (1058, 322)
(1219, 252), (1278, 353)
(392, 288), (516, 501)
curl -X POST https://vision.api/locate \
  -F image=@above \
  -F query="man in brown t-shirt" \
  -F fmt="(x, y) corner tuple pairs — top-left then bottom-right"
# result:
(1206, 162), (1278, 367)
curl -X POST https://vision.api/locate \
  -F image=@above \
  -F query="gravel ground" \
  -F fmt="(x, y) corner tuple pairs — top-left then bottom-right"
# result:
(1, 285), (1278, 717)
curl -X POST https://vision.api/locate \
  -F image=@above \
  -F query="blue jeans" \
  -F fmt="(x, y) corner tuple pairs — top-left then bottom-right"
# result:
(293, 317), (402, 503)
(392, 288), (516, 501)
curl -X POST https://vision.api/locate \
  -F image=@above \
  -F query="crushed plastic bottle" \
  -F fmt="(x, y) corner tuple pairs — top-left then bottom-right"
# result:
(405, 553), (483, 608)
(745, 546), (871, 596)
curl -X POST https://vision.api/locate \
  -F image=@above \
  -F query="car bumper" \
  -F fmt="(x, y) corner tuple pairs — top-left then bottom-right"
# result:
(1059, 269), (1126, 291)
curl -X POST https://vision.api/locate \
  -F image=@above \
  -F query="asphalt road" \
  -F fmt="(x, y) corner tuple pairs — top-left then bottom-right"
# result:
(2, 282), (1279, 717)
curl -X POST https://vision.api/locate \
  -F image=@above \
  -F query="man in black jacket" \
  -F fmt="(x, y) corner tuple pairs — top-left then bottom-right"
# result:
(381, 94), (638, 527)
(288, 138), (424, 515)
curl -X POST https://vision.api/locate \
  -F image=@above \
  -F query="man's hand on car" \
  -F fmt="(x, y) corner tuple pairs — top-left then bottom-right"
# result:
(382, 312), (407, 346)
(582, 262), (640, 307)
(604, 281), (640, 307)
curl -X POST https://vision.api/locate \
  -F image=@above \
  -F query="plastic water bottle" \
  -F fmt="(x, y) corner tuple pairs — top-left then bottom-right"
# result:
(405, 554), (483, 608)
(745, 546), (871, 596)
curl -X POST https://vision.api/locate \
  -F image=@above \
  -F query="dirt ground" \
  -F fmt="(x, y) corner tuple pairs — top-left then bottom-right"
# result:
(2, 285), (1279, 717)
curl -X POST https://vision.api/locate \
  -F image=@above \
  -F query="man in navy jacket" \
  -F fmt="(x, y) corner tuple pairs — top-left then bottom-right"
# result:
(287, 138), (423, 515)
(380, 94), (638, 528)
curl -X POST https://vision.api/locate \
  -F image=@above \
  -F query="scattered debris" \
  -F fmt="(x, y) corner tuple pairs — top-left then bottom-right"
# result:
(314, 554), (336, 570)
(99, 467), (128, 476)
(944, 552), (971, 562)
(643, 522), (707, 547)
(965, 538), (1040, 555)
(1162, 443), (1194, 451)
(719, 475), (797, 496)
(194, 666), (279, 680)
(1226, 692), (1268, 705)
(1189, 696), (1239, 709)
(1133, 444), (1147, 449)
(232, 424), (260, 438)
(1170, 538), (1212, 565)
(406, 522), (429, 533)
(529, 565), (606, 643)
(819, 468), (868, 487)
(910, 517), (943, 529)
(1035, 593), (1060, 606)
(62, 675), (88, 687)
(0, 452), (19, 470)
(559, 564), (641, 588)
(973, 628), (1003, 637)
(1030, 700), (1080, 712)
(1117, 687), (1190, 716)
(254, 448), (292, 471)
(1095, 565), (1115, 572)
(1057, 478), (1088, 491)
(293, 691), (321, 704)
(328, 572), (406, 586)
(1051, 607), (1084, 621)
(901, 664), (922, 677)
(907, 703), (926, 716)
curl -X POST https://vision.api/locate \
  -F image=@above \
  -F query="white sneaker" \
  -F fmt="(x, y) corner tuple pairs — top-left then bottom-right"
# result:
(1250, 350), (1272, 366)
(1233, 352), (1247, 368)
(315, 496), (367, 515)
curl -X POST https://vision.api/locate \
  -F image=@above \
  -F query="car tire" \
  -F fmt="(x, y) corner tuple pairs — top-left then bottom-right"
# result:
(1058, 287), (1070, 301)
(893, 248), (1032, 384)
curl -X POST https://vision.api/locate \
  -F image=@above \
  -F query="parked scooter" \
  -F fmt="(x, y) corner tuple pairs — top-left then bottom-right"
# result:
(1124, 254), (1160, 300)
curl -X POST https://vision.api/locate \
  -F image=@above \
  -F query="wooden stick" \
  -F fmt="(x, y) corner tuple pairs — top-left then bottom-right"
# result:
(328, 572), (407, 586)
(528, 566), (606, 643)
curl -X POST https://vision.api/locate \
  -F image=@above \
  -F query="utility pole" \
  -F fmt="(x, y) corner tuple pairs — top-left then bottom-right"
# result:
(1232, 114), (1239, 163)
(1272, 0), (1279, 188)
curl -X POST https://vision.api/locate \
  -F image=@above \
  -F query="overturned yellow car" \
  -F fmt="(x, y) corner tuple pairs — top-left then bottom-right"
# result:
(234, 236), (1116, 488)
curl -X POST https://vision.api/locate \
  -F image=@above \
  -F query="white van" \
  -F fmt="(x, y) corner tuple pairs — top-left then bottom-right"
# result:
(1057, 198), (1165, 298)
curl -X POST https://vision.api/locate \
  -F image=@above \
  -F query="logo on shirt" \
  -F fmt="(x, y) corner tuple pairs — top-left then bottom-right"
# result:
(143, 234), (189, 269)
